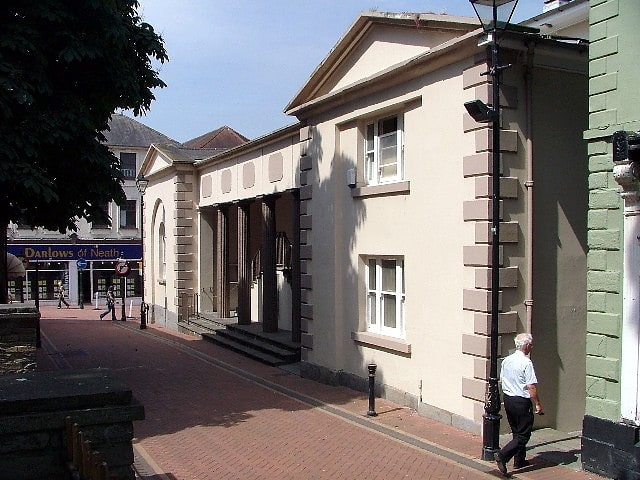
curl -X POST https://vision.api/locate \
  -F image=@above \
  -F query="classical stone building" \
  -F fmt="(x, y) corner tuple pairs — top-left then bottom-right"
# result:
(141, 5), (590, 436)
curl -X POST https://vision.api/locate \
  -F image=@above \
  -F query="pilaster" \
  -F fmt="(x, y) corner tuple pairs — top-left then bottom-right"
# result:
(174, 172), (196, 320)
(461, 58), (519, 413)
(298, 127), (314, 358)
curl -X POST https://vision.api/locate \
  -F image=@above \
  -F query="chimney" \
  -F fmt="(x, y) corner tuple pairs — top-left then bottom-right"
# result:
(543, 0), (571, 12)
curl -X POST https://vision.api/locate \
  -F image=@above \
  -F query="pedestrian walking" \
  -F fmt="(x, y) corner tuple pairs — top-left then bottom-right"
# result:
(495, 332), (543, 476)
(99, 286), (117, 320)
(57, 281), (70, 309)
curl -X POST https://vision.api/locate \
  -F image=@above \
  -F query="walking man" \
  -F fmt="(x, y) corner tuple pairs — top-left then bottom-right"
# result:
(57, 281), (70, 309)
(495, 333), (543, 476)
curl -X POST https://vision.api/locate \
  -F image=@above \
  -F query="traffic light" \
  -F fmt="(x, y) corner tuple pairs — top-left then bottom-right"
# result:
(613, 130), (640, 163)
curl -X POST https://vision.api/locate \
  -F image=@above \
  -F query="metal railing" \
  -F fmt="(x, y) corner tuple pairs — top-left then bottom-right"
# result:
(178, 292), (200, 323)
(276, 231), (292, 271)
(251, 250), (261, 282)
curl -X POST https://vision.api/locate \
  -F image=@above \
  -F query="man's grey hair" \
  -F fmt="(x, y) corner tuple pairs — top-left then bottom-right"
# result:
(514, 333), (533, 350)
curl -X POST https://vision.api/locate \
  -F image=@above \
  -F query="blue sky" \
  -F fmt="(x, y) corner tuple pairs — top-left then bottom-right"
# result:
(133, 0), (546, 143)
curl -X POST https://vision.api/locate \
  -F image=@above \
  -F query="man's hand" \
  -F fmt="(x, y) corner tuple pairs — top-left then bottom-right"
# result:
(528, 383), (543, 415)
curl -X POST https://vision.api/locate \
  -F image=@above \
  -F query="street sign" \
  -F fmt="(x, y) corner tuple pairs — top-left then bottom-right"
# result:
(76, 258), (88, 270)
(114, 260), (131, 277)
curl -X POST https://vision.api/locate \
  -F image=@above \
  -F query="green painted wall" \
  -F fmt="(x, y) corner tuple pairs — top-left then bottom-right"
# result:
(585, 0), (640, 421)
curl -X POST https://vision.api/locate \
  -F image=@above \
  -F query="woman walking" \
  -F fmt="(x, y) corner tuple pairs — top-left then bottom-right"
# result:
(99, 286), (117, 320)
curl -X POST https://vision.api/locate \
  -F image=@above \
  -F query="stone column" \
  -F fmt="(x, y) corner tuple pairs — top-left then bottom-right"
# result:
(261, 196), (277, 332)
(216, 205), (230, 319)
(237, 201), (251, 325)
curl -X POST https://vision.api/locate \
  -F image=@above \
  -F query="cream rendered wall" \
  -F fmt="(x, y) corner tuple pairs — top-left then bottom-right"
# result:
(307, 56), (481, 422)
(146, 168), (178, 328)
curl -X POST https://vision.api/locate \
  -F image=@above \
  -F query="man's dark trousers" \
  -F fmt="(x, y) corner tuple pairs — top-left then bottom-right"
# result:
(499, 394), (534, 464)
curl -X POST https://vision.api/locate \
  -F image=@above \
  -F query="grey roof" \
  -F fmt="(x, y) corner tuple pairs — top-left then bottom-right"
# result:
(153, 144), (224, 164)
(104, 114), (181, 148)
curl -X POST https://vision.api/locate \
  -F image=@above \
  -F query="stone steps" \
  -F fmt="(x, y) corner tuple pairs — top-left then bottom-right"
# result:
(178, 316), (300, 367)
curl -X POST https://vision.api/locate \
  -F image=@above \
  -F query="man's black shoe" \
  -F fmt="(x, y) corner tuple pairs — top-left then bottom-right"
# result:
(514, 459), (531, 469)
(494, 453), (508, 476)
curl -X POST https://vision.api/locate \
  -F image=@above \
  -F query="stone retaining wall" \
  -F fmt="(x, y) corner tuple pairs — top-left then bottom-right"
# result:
(0, 305), (39, 375)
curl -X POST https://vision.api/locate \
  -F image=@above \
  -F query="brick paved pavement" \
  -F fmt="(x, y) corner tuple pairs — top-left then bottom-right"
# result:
(36, 306), (605, 480)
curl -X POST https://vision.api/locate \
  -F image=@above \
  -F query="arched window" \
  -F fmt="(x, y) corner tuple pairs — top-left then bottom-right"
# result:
(159, 221), (166, 280)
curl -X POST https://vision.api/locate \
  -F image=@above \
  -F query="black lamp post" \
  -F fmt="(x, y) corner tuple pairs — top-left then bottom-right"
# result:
(136, 174), (149, 329)
(465, 0), (519, 462)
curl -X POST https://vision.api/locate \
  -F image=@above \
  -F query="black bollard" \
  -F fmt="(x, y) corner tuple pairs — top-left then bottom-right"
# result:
(140, 302), (147, 329)
(367, 364), (377, 417)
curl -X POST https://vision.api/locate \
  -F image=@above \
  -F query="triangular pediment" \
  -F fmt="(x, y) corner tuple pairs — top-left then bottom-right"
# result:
(146, 149), (172, 176)
(140, 144), (176, 179)
(285, 12), (478, 114)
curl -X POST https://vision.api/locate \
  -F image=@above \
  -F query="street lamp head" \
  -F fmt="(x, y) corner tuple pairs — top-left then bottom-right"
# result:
(469, 0), (519, 32)
(136, 174), (149, 194)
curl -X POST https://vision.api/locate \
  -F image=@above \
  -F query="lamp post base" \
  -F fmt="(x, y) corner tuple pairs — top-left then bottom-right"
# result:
(482, 412), (502, 460)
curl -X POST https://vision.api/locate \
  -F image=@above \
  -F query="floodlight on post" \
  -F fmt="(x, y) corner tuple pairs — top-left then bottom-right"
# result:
(464, 99), (498, 123)
(468, 0), (519, 462)
(136, 174), (149, 329)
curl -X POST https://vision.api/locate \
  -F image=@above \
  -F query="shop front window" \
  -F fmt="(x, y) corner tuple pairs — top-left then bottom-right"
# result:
(24, 261), (68, 301)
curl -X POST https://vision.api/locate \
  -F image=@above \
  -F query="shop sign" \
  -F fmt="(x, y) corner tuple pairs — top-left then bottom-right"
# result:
(8, 244), (142, 261)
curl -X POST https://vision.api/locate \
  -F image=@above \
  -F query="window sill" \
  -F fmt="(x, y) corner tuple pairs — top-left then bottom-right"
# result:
(351, 331), (411, 354)
(350, 181), (410, 198)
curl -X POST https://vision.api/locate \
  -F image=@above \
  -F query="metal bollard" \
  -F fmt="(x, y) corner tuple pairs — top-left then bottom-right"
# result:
(367, 363), (377, 417)
(140, 302), (148, 330)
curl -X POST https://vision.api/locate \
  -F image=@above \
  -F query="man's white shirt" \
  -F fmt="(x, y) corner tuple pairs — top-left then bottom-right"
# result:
(500, 350), (537, 398)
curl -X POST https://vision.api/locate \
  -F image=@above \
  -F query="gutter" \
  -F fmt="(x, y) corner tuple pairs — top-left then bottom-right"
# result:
(524, 42), (535, 332)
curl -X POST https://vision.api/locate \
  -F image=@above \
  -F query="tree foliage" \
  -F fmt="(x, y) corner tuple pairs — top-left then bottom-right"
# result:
(0, 0), (168, 231)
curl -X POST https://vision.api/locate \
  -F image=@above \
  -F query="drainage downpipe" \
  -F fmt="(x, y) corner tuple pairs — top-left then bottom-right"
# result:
(524, 42), (534, 332)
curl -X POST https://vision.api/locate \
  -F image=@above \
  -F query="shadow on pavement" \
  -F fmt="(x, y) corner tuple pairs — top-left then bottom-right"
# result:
(36, 306), (364, 440)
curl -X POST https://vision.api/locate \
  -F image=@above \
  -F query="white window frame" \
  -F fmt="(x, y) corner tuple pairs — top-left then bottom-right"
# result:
(364, 114), (404, 186)
(365, 257), (405, 338)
